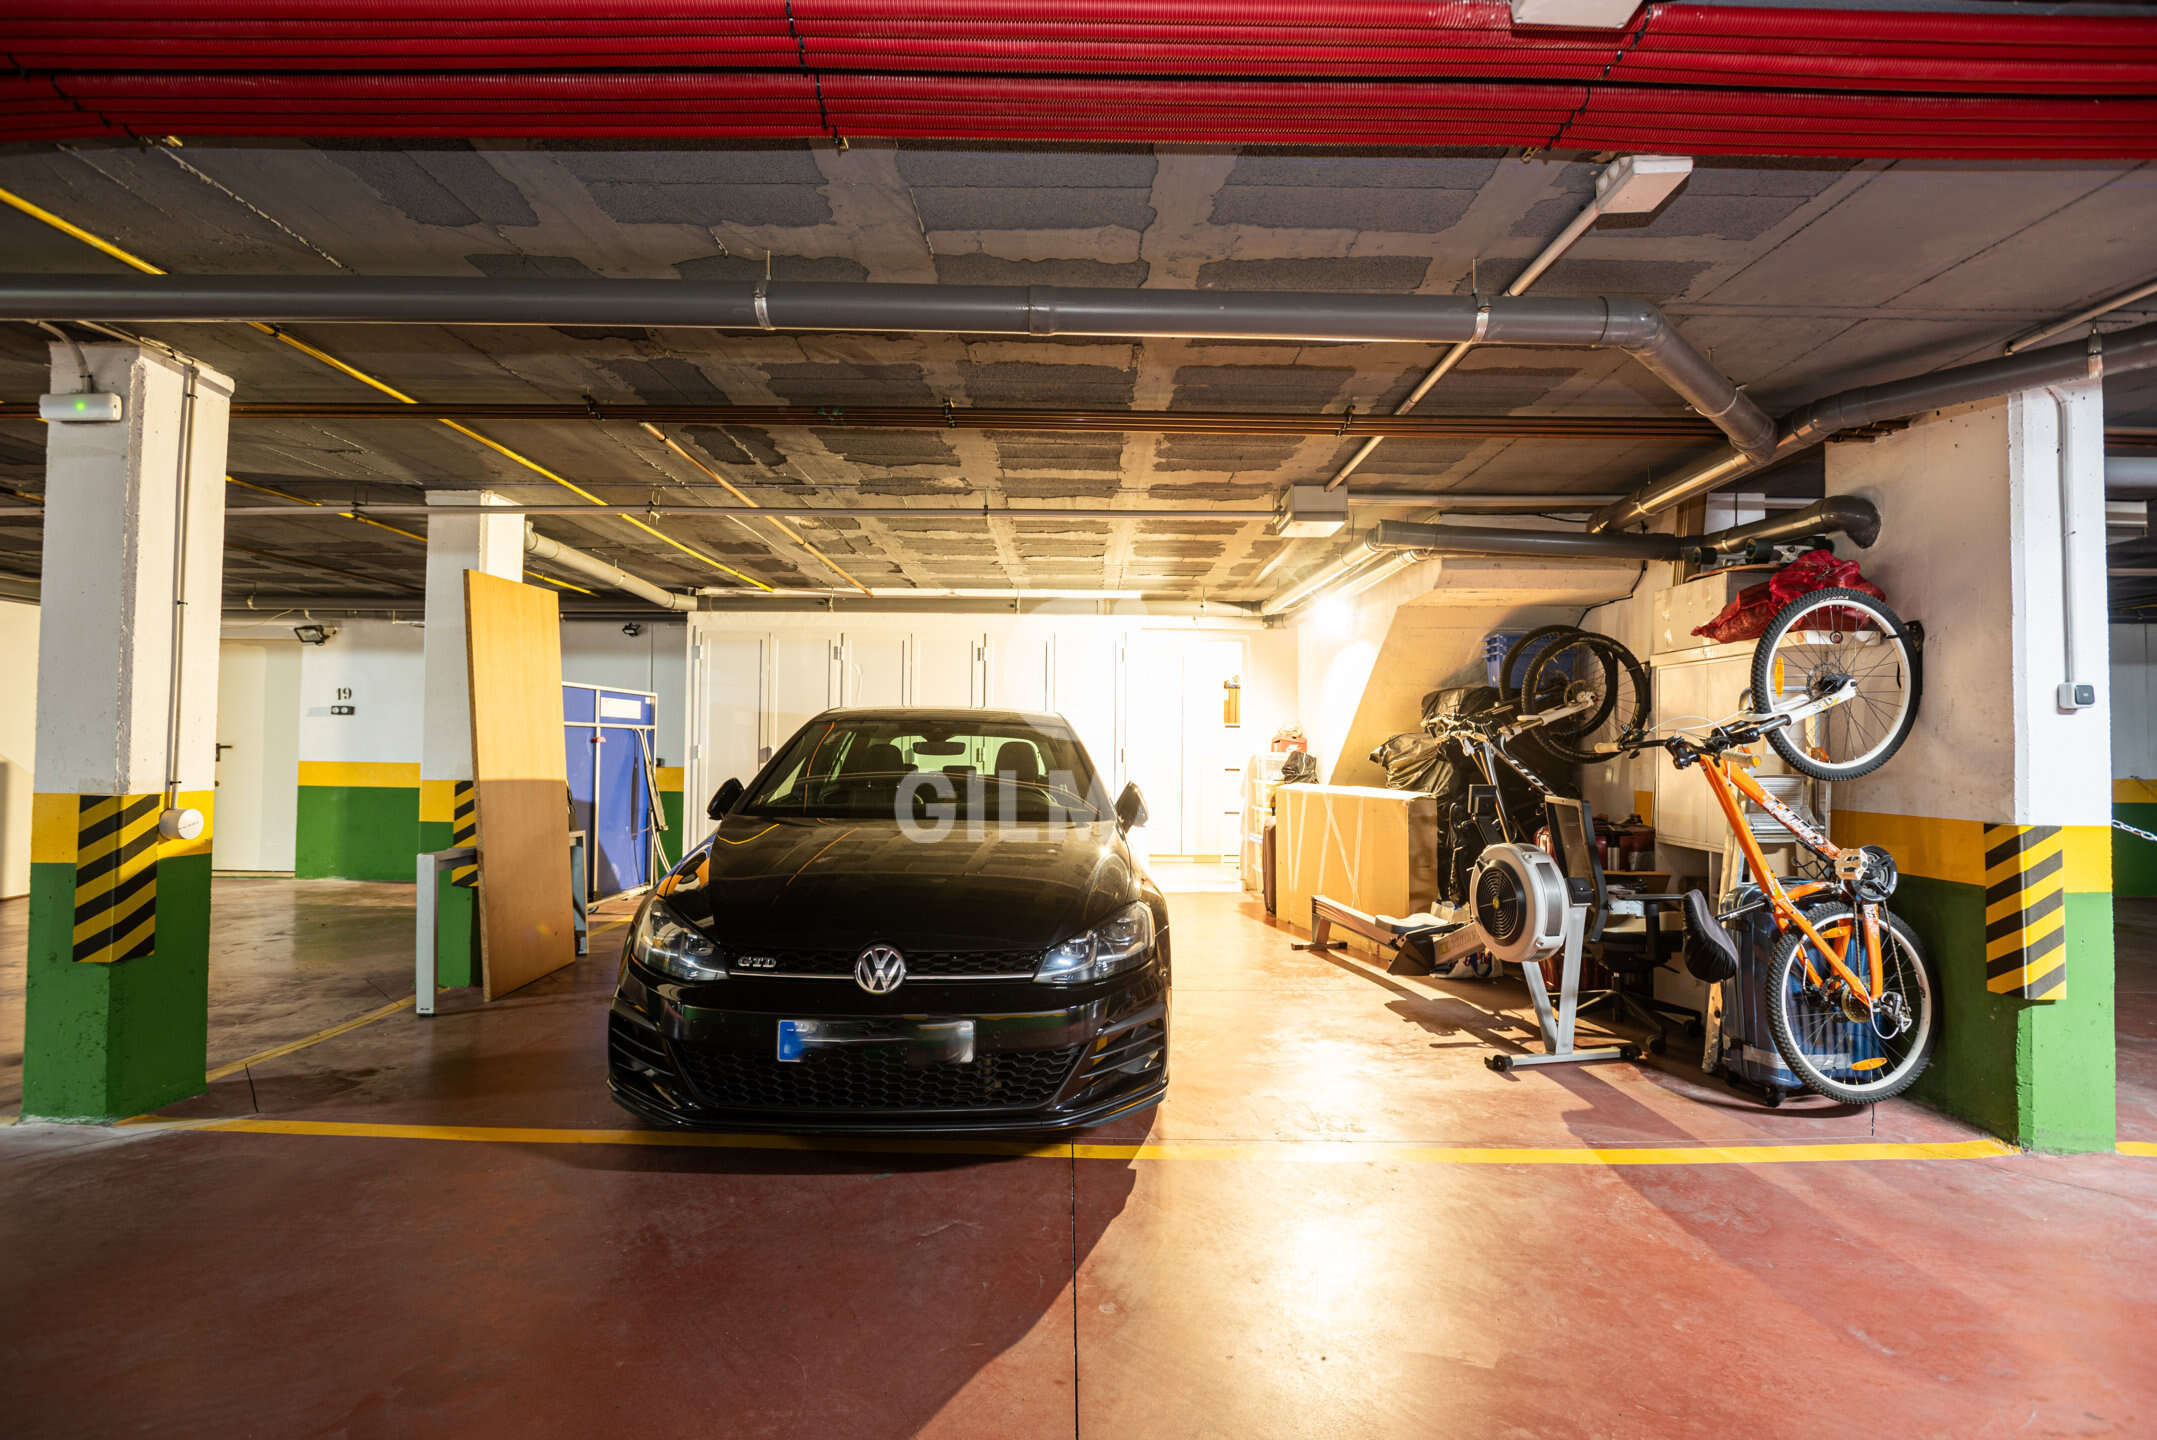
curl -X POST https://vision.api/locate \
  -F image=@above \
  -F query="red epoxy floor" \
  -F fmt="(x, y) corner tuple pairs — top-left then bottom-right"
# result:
(2, 881), (2154, 1437)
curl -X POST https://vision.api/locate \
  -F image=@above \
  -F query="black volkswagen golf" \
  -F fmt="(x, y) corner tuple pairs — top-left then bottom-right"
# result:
(608, 708), (1170, 1134)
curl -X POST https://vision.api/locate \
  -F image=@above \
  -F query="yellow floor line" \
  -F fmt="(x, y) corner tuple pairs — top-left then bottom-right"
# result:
(112, 1116), (2020, 1167)
(201, 995), (414, 1083)
(2119, 1140), (2157, 1158)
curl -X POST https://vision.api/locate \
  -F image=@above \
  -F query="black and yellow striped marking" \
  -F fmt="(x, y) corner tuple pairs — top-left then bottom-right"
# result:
(73, 793), (160, 965)
(1984, 823), (2066, 1000)
(450, 780), (477, 888)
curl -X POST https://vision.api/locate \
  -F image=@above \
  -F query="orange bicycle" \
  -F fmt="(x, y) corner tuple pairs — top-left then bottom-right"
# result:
(1522, 589), (1937, 1103)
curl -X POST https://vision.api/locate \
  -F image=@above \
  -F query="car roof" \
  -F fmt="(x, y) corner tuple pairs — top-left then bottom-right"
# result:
(811, 706), (1068, 729)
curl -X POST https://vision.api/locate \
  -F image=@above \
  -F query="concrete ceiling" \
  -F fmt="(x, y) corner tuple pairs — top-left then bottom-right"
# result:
(0, 140), (2152, 606)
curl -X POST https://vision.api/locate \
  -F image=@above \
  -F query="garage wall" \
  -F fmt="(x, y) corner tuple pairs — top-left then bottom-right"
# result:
(0, 598), (36, 900)
(1291, 554), (1642, 789)
(683, 610), (1294, 853)
(2114, 622), (2157, 896)
(295, 620), (425, 881)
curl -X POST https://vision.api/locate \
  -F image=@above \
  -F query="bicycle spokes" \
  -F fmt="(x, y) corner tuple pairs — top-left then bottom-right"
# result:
(1754, 589), (1919, 781)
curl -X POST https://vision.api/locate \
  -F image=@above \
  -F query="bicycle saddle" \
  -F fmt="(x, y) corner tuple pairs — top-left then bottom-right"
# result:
(1681, 889), (1741, 983)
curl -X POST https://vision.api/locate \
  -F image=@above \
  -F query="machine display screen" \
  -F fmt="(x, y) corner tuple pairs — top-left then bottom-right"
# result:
(1544, 797), (1598, 884)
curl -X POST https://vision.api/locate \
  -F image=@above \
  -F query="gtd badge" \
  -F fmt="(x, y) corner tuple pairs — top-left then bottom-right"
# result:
(736, 955), (778, 970)
(854, 945), (906, 994)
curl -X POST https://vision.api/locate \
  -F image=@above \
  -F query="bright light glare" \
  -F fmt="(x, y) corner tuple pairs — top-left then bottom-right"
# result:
(1313, 593), (1353, 633)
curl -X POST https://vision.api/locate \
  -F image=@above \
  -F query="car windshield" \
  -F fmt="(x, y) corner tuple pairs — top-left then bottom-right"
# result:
(741, 715), (1107, 822)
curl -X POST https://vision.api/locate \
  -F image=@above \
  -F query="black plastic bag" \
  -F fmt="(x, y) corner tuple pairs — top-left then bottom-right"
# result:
(1368, 732), (1452, 792)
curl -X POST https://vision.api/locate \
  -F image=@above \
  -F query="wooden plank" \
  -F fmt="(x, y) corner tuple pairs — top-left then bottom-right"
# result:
(464, 571), (575, 1000)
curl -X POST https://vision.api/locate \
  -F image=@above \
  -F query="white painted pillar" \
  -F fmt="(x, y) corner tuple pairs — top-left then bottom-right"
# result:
(24, 341), (233, 1120)
(1825, 379), (2114, 1151)
(418, 491), (523, 987)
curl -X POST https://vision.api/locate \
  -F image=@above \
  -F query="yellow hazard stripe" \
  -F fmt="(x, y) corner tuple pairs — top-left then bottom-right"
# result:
(1982, 822), (2072, 1001)
(111, 1119), (2022, 1167)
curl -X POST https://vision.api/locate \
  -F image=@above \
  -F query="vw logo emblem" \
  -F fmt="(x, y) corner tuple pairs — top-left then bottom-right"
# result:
(854, 944), (906, 995)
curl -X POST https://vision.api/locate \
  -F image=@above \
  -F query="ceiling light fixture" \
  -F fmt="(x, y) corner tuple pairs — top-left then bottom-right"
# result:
(1510, 0), (1642, 28)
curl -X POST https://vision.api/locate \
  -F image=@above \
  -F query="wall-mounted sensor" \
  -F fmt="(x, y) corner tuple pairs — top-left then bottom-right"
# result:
(39, 392), (125, 423)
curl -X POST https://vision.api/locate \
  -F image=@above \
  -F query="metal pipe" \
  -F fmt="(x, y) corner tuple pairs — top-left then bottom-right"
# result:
(1589, 319), (2157, 533)
(2006, 276), (2157, 354)
(0, 275), (1778, 462)
(0, 397), (1728, 442)
(1695, 497), (1882, 556)
(192, 493), (1629, 523)
(1321, 178), (1614, 492)
(1364, 518), (1686, 562)
(1258, 545), (1396, 617)
(524, 526), (696, 612)
(2046, 385), (2084, 706)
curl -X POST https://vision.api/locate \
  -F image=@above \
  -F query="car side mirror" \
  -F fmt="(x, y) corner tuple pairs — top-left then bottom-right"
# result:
(707, 778), (743, 821)
(1114, 781), (1148, 833)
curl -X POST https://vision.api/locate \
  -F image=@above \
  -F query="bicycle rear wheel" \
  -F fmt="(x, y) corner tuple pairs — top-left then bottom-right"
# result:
(1521, 632), (1650, 765)
(1751, 587), (1921, 781)
(1498, 624), (1584, 703)
(1765, 903), (1937, 1104)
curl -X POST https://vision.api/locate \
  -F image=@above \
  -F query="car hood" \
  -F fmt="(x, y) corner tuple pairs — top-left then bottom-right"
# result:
(670, 816), (1142, 952)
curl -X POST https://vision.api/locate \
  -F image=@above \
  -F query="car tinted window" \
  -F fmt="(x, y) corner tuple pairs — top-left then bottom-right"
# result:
(743, 715), (1104, 821)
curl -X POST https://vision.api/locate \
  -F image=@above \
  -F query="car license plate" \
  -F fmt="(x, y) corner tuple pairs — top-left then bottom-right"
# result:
(777, 1018), (976, 1064)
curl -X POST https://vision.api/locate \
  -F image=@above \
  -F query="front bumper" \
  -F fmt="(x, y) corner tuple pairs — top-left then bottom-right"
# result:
(606, 964), (1168, 1135)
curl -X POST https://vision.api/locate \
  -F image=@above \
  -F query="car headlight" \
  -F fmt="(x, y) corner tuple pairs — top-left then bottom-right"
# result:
(629, 896), (724, 982)
(1034, 901), (1156, 985)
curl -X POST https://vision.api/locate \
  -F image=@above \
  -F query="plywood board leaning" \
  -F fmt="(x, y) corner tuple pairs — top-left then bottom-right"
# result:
(464, 570), (575, 1000)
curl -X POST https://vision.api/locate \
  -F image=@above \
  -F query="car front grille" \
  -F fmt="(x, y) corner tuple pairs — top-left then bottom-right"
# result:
(675, 1042), (1085, 1112)
(721, 946), (1041, 980)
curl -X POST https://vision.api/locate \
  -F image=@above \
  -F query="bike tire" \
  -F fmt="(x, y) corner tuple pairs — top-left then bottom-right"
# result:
(1751, 587), (1922, 782)
(1764, 903), (1937, 1105)
(1522, 632), (1651, 765)
(1498, 624), (1585, 703)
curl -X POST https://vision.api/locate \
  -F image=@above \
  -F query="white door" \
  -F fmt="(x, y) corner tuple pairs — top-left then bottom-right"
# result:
(1125, 632), (1185, 850)
(846, 631), (908, 708)
(770, 630), (844, 749)
(212, 641), (300, 872)
(690, 632), (767, 843)
(1181, 638), (1246, 858)
(914, 630), (986, 707)
(1050, 627), (1124, 792)
(989, 627), (1052, 712)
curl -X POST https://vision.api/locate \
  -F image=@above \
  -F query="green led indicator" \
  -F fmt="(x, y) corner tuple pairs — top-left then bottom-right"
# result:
(74, 398), (87, 411)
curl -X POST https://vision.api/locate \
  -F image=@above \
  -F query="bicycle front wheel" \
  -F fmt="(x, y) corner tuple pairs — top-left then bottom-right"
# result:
(1751, 587), (1921, 781)
(1765, 903), (1937, 1104)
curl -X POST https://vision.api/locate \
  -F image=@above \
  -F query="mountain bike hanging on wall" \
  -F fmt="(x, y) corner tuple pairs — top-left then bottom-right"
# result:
(1517, 588), (1938, 1104)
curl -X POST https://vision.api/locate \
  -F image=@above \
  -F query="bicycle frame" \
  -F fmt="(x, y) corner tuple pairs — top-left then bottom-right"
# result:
(1696, 753), (1884, 1003)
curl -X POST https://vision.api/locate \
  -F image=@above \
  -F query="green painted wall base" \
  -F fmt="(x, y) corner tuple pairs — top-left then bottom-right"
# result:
(297, 785), (418, 881)
(660, 789), (684, 867)
(1896, 874), (2117, 1154)
(21, 853), (210, 1121)
(2116, 801), (2157, 897)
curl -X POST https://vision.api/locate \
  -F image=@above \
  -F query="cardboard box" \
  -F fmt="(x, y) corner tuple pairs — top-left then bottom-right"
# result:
(1274, 784), (1439, 958)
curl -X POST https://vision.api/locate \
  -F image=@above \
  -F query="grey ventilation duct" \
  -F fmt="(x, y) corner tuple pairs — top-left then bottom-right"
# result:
(1589, 320), (2157, 533)
(525, 526), (696, 612)
(0, 275), (1778, 462)
(1361, 496), (1879, 565)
